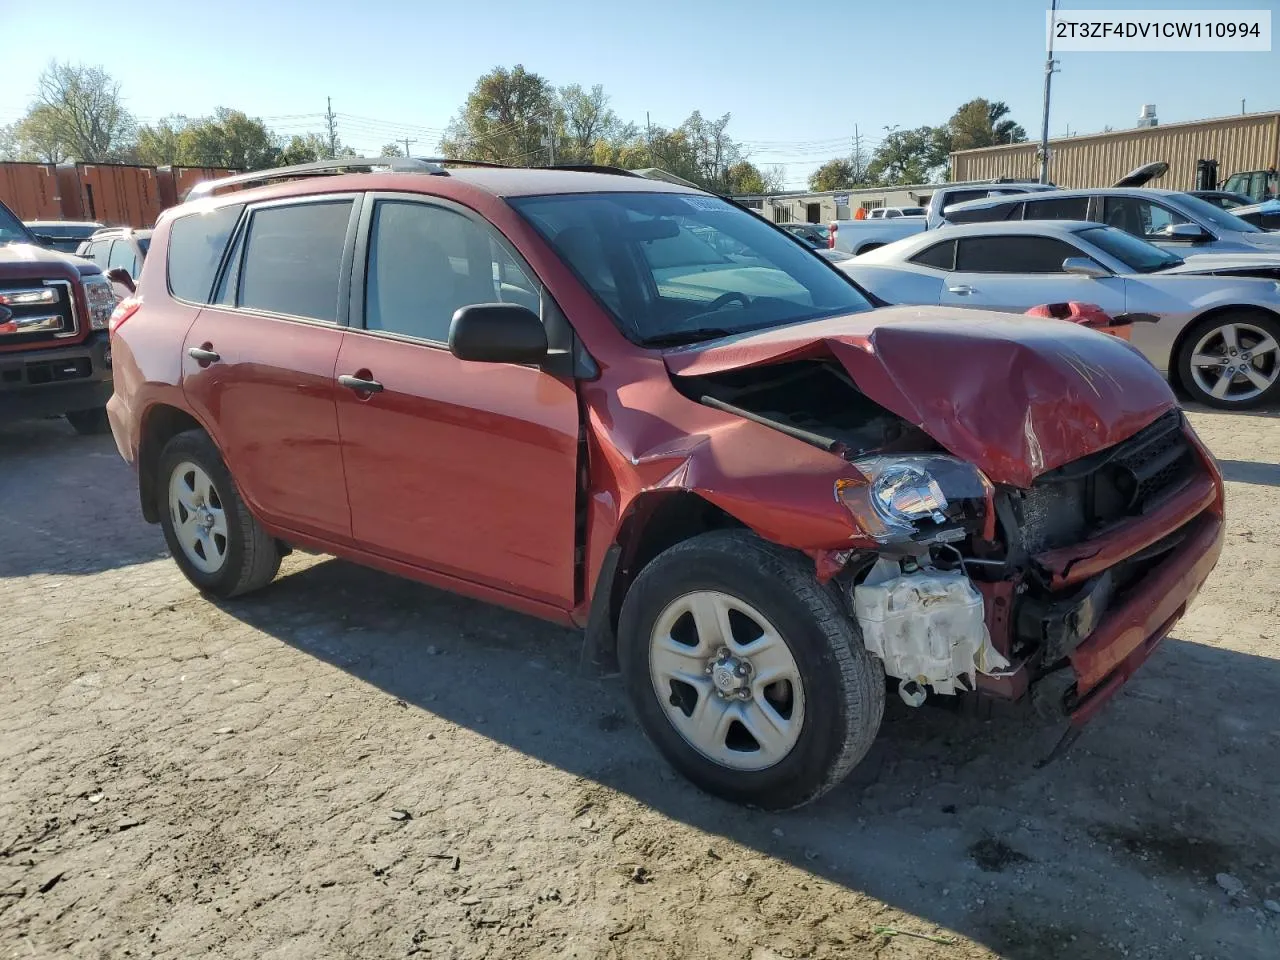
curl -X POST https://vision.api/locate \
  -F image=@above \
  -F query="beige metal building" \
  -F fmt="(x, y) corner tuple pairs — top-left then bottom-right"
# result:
(950, 110), (1280, 191)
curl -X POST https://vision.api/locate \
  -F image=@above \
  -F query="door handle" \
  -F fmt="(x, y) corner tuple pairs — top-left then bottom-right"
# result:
(947, 284), (975, 295)
(338, 374), (384, 394)
(188, 346), (221, 363)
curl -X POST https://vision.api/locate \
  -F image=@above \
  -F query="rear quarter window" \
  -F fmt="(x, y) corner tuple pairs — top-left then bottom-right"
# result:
(167, 204), (246, 303)
(908, 240), (956, 270)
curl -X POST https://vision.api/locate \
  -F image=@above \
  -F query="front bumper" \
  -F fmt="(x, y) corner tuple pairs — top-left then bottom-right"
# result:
(0, 332), (112, 422)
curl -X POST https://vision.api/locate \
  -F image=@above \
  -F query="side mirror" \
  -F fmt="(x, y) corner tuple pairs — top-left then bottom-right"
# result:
(1157, 223), (1211, 242)
(448, 303), (547, 364)
(1062, 257), (1112, 279)
(106, 267), (136, 293)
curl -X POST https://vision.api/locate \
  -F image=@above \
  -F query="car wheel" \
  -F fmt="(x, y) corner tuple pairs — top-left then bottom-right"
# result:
(1177, 311), (1280, 409)
(856, 243), (884, 255)
(158, 429), (281, 598)
(618, 530), (884, 810)
(66, 407), (110, 435)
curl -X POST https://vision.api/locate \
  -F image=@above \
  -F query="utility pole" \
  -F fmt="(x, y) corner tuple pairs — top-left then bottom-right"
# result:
(646, 111), (653, 165)
(402, 137), (417, 158)
(325, 96), (338, 159)
(1242, 98), (1246, 115)
(1038, 0), (1060, 184)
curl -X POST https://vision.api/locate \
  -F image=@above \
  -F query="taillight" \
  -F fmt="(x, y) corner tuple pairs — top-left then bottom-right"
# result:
(108, 296), (141, 335)
(828, 222), (837, 248)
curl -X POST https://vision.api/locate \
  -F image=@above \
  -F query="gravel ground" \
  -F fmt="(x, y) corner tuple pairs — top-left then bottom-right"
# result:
(1, 405), (1278, 960)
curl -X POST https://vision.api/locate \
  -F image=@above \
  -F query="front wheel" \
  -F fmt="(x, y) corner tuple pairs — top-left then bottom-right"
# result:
(158, 430), (281, 598)
(1177, 312), (1280, 409)
(618, 530), (884, 810)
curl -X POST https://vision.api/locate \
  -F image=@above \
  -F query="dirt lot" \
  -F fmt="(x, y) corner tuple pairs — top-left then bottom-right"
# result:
(1, 405), (1278, 960)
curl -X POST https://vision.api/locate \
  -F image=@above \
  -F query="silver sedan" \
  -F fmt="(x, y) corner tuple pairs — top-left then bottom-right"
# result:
(838, 221), (1280, 409)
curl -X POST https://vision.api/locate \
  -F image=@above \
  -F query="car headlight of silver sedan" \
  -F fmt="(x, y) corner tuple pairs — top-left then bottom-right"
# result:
(82, 275), (118, 331)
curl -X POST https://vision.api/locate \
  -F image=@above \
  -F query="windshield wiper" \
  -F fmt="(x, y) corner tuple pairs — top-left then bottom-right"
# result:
(642, 327), (742, 347)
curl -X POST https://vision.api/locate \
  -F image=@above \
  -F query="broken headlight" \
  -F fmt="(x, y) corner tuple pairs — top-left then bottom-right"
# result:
(835, 455), (992, 544)
(82, 275), (118, 331)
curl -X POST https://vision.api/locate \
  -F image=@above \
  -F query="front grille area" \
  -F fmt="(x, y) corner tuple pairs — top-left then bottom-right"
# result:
(0, 280), (77, 346)
(1014, 411), (1196, 554)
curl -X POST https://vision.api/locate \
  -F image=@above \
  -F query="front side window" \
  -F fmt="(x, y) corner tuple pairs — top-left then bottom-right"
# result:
(364, 200), (540, 343)
(237, 201), (352, 322)
(511, 191), (872, 346)
(955, 236), (1082, 273)
(1075, 226), (1183, 273)
(1167, 192), (1263, 233)
(168, 203), (246, 303)
(1100, 196), (1189, 239)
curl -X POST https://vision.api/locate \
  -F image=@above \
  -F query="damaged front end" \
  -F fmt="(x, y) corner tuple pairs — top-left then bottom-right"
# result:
(661, 310), (1225, 725)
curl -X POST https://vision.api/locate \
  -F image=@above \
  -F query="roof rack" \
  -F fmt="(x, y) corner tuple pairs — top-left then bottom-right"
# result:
(185, 157), (449, 200)
(544, 164), (640, 177)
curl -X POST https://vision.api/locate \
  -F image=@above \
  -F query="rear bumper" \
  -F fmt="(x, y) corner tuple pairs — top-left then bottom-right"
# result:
(0, 333), (112, 421)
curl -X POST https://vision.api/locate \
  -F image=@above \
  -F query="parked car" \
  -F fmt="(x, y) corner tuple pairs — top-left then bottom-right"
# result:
(839, 221), (1280, 409)
(1186, 190), (1255, 211)
(107, 159), (1224, 809)
(944, 186), (1280, 255)
(1220, 168), (1278, 204)
(924, 180), (1062, 230)
(865, 206), (926, 219)
(22, 220), (105, 254)
(779, 223), (830, 247)
(77, 227), (152, 285)
(1, 200), (118, 433)
(1227, 199), (1280, 232)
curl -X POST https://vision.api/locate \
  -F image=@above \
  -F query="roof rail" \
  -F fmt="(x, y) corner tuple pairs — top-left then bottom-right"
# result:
(544, 164), (641, 177)
(184, 156), (447, 200)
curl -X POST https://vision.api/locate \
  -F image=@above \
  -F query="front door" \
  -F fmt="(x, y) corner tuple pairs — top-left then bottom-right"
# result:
(181, 196), (359, 543)
(939, 234), (1128, 317)
(335, 195), (580, 608)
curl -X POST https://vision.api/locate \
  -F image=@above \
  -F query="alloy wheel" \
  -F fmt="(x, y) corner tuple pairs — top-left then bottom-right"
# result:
(648, 590), (806, 772)
(1188, 321), (1280, 403)
(168, 460), (229, 574)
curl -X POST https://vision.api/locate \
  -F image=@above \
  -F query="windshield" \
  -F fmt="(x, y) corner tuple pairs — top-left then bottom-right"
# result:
(0, 203), (34, 244)
(511, 192), (872, 345)
(1076, 226), (1184, 273)
(1170, 193), (1262, 233)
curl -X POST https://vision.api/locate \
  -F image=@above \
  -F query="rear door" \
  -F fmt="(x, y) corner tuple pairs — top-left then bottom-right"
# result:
(940, 234), (1128, 315)
(180, 195), (359, 544)
(334, 193), (580, 608)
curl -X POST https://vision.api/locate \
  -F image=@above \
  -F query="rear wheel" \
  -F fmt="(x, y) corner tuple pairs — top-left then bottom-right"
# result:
(66, 408), (110, 435)
(158, 430), (280, 598)
(618, 530), (884, 810)
(1177, 312), (1280, 409)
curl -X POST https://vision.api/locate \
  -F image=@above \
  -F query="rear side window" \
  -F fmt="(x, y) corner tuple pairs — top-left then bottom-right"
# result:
(108, 239), (138, 276)
(909, 240), (955, 270)
(1023, 196), (1091, 220)
(238, 201), (353, 322)
(946, 201), (1022, 225)
(167, 204), (245, 303)
(955, 236), (1081, 273)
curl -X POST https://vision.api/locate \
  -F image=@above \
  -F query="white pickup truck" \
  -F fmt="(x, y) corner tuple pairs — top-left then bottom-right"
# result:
(830, 181), (1058, 255)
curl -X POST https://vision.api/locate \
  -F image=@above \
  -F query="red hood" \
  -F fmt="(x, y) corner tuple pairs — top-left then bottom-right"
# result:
(662, 306), (1177, 488)
(0, 242), (99, 281)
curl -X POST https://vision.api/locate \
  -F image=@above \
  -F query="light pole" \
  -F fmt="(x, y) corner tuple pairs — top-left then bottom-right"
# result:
(1038, 0), (1060, 184)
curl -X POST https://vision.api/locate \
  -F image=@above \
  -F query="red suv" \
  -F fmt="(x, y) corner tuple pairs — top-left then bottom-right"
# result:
(107, 160), (1224, 809)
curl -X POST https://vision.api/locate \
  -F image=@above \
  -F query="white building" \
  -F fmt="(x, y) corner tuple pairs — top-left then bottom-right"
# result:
(734, 183), (939, 224)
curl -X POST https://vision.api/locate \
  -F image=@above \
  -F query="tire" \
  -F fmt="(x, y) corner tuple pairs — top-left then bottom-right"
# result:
(1176, 311), (1280, 409)
(157, 429), (280, 598)
(856, 243), (884, 255)
(618, 530), (884, 810)
(66, 407), (110, 435)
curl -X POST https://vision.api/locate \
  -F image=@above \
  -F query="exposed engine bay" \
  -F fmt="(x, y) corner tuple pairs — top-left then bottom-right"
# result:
(675, 360), (1204, 711)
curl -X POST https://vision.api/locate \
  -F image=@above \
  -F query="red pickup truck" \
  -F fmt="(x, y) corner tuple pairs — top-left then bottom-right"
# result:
(0, 198), (118, 433)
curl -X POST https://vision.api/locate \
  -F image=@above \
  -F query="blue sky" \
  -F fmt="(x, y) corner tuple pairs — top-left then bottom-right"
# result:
(1, 0), (1276, 188)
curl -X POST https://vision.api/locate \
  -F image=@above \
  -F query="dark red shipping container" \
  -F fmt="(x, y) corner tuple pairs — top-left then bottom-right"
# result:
(0, 163), (63, 221)
(57, 163), (162, 227)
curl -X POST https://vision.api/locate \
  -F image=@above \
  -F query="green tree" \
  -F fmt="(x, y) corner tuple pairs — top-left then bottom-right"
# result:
(0, 123), (16, 161)
(134, 116), (189, 166)
(175, 109), (279, 169)
(13, 105), (71, 163)
(379, 142), (405, 158)
(809, 158), (860, 192)
(946, 98), (1027, 153)
(21, 61), (133, 161)
(557, 83), (621, 163)
(867, 125), (949, 185)
(439, 64), (556, 164)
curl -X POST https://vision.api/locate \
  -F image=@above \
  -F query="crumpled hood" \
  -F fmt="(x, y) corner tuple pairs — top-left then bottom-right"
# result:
(0, 242), (99, 280)
(663, 305), (1177, 488)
